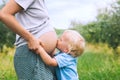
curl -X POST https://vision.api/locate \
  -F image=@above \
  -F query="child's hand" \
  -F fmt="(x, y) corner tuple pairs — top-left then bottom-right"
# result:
(38, 39), (45, 47)
(36, 45), (44, 55)
(34, 39), (44, 54)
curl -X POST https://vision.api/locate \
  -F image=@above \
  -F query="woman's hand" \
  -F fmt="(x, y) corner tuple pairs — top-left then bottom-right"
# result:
(27, 37), (40, 52)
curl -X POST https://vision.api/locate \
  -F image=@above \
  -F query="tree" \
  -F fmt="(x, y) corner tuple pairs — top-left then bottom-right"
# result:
(0, 22), (15, 52)
(96, 0), (120, 54)
(72, 0), (120, 54)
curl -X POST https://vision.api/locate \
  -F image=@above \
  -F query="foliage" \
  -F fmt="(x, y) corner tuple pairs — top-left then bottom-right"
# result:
(72, 0), (120, 54)
(72, 22), (102, 43)
(96, 0), (120, 50)
(0, 22), (15, 52)
(55, 28), (65, 37)
(0, 43), (120, 80)
(55, 28), (65, 35)
(0, 49), (17, 80)
(78, 52), (120, 80)
(77, 43), (120, 80)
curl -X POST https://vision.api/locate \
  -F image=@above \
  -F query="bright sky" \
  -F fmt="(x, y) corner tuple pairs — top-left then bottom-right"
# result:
(0, 0), (2, 3)
(0, 0), (115, 29)
(46, 0), (114, 29)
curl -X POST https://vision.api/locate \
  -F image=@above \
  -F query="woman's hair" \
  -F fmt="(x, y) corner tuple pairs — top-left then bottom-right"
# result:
(64, 30), (85, 57)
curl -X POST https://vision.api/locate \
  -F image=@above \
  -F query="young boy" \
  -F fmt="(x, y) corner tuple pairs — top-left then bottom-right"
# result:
(36, 30), (85, 80)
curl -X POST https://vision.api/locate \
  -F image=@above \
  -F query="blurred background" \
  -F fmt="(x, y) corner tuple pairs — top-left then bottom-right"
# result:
(46, 0), (114, 29)
(0, 0), (120, 80)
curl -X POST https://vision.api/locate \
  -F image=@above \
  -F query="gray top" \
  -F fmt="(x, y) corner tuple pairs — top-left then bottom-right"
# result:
(14, 0), (54, 47)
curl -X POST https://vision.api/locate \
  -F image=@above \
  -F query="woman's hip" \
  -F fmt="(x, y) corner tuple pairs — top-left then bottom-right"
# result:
(14, 44), (54, 80)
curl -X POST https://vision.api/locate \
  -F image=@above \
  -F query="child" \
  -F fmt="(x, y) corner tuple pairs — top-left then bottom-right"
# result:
(36, 30), (85, 80)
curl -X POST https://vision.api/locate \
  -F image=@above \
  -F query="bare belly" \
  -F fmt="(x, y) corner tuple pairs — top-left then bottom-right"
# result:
(38, 31), (57, 54)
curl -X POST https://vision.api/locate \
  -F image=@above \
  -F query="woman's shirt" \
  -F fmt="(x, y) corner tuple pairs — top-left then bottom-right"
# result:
(14, 0), (55, 47)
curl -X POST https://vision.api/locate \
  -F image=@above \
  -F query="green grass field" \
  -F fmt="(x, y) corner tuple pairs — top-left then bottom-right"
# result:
(0, 44), (120, 80)
(0, 50), (17, 80)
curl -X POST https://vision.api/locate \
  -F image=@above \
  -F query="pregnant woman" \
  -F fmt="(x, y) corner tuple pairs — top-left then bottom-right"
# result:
(0, 0), (57, 80)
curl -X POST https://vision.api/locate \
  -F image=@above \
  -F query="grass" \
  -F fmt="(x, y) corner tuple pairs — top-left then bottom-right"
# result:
(78, 52), (120, 80)
(0, 47), (17, 80)
(77, 43), (120, 80)
(0, 53), (17, 80)
(0, 43), (120, 80)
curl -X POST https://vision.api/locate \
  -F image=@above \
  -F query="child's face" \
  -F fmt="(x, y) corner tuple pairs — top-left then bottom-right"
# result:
(56, 33), (69, 53)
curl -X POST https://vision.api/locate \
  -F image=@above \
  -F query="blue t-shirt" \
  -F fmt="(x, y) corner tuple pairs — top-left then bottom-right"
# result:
(54, 52), (79, 80)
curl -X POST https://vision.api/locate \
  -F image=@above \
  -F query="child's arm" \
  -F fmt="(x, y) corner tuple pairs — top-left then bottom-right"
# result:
(51, 49), (57, 57)
(36, 45), (58, 66)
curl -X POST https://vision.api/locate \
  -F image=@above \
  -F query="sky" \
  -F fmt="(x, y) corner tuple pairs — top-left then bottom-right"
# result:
(0, 0), (115, 29)
(46, 0), (114, 29)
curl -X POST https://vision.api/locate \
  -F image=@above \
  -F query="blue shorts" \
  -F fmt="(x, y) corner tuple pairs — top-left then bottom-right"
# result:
(14, 44), (54, 80)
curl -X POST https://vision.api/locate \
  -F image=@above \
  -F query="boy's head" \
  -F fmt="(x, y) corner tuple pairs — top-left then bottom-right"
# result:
(57, 30), (85, 57)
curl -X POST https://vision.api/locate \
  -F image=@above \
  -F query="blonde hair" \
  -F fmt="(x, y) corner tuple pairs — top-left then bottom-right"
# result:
(63, 30), (85, 57)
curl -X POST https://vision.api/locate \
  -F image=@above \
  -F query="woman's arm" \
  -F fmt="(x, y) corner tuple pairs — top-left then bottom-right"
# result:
(36, 45), (58, 67)
(0, 0), (39, 51)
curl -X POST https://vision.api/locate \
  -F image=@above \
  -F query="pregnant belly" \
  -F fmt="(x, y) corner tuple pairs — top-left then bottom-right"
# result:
(38, 31), (57, 54)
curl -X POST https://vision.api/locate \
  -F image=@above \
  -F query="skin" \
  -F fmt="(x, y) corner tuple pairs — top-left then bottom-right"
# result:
(0, 0), (57, 54)
(36, 32), (70, 66)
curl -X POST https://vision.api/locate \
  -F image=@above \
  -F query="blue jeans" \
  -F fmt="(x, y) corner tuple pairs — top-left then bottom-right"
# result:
(14, 44), (54, 80)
